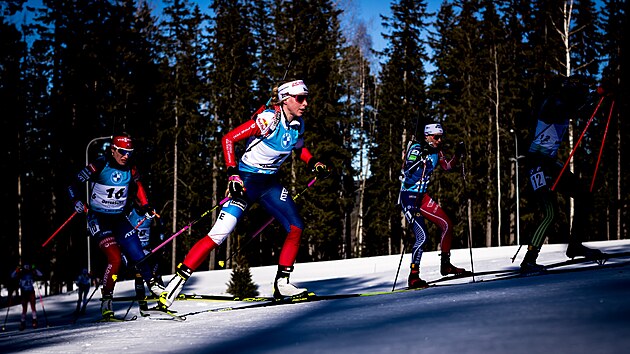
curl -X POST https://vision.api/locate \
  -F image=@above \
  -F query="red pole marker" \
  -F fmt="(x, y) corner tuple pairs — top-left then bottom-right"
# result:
(42, 211), (79, 247)
(590, 100), (615, 192)
(551, 96), (604, 191)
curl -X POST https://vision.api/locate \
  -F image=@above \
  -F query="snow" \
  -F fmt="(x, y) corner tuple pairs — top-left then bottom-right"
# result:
(1, 240), (629, 354)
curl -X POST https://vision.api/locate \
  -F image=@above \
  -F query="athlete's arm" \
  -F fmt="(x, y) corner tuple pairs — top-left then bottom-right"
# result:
(222, 120), (261, 168)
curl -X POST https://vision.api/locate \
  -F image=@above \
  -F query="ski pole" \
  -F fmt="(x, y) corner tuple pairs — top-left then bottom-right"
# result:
(511, 244), (523, 263)
(83, 283), (100, 312)
(551, 96), (604, 191)
(392, 244), (405, 291)
(219, 177), (318, 268)
(42, 210), (80, 247)
(122, 300), (135, 320)
(36, 283), (49, 328)
(137, 196), (230, 265)
(462, 161), (475, 280)
(590, 99), (615, 192)
(1, 291), (13, 331)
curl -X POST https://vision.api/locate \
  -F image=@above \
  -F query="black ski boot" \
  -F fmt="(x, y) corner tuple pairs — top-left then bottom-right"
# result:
(407, 264), (428, 289)
(520, 246), (546, 274)
(134, 275), (149, 311)
(566, 243), (605, 261)
(440, 253), (469, 276)
(19, 320), (26, 331)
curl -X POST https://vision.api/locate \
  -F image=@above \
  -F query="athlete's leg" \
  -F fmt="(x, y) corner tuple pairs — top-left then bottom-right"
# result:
(420, 194), (467, 275)
(258, 180), (308, 297)
(400, 191), (429, 288)
(160, 198), (248, 308)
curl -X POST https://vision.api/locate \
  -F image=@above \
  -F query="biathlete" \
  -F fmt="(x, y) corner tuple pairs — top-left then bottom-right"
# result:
(399, 123), (469, 288)
(158, 79), (332, 311)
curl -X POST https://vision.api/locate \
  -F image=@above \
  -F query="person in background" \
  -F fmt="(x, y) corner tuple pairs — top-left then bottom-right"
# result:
(74, 268), (93, 314)
(520, 77), (605, 273)
(399, 123), (468, 289)
(11, 264), (43, 330)
(127, 204), (163, 311)
(67, 133), (164, 320)
(157, 79), (332, 312)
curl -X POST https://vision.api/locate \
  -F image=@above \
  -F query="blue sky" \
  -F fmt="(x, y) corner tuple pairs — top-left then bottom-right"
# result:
(356, 0), (442, 53)
(149, 0), (440, 54)
(12, 1), (443, 54)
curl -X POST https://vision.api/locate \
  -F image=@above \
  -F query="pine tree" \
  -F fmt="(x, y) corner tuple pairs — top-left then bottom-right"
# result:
(226, 254), (259, 298)
(599, 0), (627, 240)
(1, 0), (27, 280)
(155, 0), (213, 272)
(267, 0), (348, 262)
(365, 0), (431, 256)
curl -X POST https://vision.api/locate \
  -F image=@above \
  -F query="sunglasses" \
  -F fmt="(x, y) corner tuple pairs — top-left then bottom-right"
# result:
(292, 95), (308, 103)
(432, 135), (443, 140)
(115, 147), (134, 156)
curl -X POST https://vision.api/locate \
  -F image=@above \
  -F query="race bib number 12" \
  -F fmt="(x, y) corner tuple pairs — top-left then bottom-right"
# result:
(530, 171), (546, 191)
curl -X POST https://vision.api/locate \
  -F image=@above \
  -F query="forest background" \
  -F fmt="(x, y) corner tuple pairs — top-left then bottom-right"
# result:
(0, 0), (627, 294)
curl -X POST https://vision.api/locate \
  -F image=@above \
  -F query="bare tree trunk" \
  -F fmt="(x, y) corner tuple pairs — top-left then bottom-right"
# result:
(509, 162), (516, 245)
(491, 47), (502, 246)
(209, 154), (219, 270)
(486, 103), (494, 247)
(171, 99), (179, 274)
(468, 197), (473, 247)
(18, 173), (23, 264)
(557, 1), (575, 233)
(616, 107), (621, 240)
(350, 58), (367, 259)
(400, 129), (408, 253)
(388, 121), (393, 255)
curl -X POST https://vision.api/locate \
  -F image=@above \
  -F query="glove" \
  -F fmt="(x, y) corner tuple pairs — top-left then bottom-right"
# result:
(455, 142), (465, 158)
(74, 200), (86, 214)
(308, 159), (332, 179)
(227, 166), (245, 199)
(140, 204), (157, 219)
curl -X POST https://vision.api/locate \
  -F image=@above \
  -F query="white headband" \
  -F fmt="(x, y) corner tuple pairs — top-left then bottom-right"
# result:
(278, 80), (308, 102)
(424, 123), (444, 135)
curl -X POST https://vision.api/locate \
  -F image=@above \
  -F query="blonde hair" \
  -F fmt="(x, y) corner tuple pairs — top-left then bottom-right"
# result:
(269, 86), (281, 106)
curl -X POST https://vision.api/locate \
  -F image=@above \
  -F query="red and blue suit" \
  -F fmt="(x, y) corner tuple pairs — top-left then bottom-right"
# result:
(180, 106), (316, 272)
(68, 155), (155, 297)
(399, 141), (460, 265)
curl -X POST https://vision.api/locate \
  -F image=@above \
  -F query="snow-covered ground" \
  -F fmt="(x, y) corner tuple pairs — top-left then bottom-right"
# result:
(1, 239), (629, 354)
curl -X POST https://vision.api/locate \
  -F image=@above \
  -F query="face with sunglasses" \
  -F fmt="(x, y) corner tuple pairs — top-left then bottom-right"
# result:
(112, 145), (133, 165)
(282, 94), (309, 121)
(425, 134), (444, 148)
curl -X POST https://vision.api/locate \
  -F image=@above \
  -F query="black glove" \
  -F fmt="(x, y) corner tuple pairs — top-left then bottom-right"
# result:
(455, 142), (465, 158)
(227, 166), (245, 199)
(73, 200), (86, 214)
(308, 159), (333, 179)
(140, 204), (157, 219)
